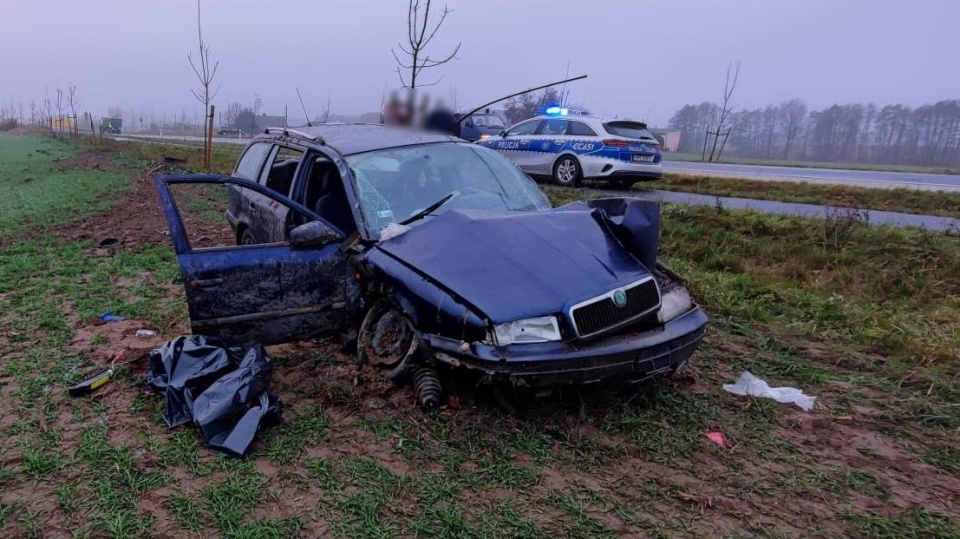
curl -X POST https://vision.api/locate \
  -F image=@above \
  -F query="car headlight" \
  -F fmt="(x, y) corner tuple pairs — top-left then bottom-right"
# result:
(479, 134), (490, 140)
(493, 316), (561, 345)
(658, 286), (693, 323)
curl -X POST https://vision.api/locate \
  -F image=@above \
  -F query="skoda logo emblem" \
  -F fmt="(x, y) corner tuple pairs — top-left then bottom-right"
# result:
(613, 289), (627, 308)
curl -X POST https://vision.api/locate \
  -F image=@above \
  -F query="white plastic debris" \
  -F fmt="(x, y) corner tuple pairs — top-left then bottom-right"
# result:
(722, 371), (816, 411)
(380, 222), (412, 241)
(136, 329), (157, 338)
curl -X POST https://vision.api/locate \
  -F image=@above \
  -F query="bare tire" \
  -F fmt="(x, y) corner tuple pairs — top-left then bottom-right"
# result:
(358, 299), (420, 382)
(552, 156), (581, 187)
(240, 229), (257, 246)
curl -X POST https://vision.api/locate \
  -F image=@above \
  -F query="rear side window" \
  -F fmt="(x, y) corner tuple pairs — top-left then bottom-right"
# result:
(604, 122), (657, 141)
(260, 146), (305, 196)
(568, 121), (598, 137)
(233, 143), (271, 180)
(538, 119), (568, 136)
(506, 120), (540, 136)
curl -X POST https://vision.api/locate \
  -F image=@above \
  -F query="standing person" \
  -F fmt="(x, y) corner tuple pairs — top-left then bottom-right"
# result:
(424, 100), (457, 136)
(383, 91), (404, 126)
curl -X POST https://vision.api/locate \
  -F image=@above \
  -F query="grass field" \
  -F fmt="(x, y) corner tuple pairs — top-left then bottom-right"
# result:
(618, 174), (960, 220)
(1, 134), (959, 538)
(664, 152), (960, 176)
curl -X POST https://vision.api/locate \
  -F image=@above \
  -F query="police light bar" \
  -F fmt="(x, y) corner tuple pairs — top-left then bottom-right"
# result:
(545, 106), (568, 116)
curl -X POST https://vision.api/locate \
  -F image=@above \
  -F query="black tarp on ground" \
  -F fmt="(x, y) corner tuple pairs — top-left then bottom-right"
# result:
(146, 335), (282, 457)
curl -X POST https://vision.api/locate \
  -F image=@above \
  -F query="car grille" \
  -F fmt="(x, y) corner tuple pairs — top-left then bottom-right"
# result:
(570, 278), (661, 337)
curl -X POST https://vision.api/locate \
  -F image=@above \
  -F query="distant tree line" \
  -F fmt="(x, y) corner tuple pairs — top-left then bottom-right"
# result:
(669, 99), (960, 167)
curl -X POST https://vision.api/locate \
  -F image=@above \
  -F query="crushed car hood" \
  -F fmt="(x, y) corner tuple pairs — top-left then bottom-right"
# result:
(373, 199), (661, 324)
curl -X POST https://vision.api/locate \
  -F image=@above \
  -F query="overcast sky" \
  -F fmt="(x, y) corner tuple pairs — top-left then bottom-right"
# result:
(3, 0), (958, 125)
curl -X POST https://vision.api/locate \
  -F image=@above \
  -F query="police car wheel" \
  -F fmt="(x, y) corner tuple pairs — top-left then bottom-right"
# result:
(553, 156), (581, 186)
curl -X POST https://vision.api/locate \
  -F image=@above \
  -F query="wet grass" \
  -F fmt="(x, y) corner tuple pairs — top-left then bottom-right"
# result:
(0, 133), (130, 236)
(635, 173), (960, 219)
(0, 134), (958, 537)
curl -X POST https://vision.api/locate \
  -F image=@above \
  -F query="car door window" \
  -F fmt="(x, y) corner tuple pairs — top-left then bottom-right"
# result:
(260, 146), (304, 197)
(568, 121), (598, 137)
(537, 119), (568, 136)
(506, 120), (540, 137)
(233, 143), (271, 180)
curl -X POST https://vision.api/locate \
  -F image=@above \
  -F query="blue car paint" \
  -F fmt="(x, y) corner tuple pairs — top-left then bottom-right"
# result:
(359, 249), (488, 342)
(424, 307), (707, 386)
(373, 205), (659, 325)
(156, 175), (354, 345)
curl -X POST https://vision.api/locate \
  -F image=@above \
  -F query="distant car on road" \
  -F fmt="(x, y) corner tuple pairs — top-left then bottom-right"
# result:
(456, 110), (506, 142)
(217, 127), (243, 136)
(477, 111), (663, 189)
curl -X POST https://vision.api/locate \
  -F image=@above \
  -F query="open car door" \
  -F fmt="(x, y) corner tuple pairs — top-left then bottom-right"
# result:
(155, 175), (350, 345)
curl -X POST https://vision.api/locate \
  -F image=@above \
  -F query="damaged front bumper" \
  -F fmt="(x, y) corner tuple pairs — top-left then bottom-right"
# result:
(424, 306), (708, 387)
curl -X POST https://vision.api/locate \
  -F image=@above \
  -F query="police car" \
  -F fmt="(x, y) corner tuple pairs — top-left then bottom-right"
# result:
(476, 109), (662, 188)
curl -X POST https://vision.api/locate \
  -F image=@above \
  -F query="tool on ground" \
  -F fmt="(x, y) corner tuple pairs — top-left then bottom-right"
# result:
(68, 368), (115, 397)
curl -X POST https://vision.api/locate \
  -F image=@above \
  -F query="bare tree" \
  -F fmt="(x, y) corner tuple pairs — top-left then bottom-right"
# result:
(251, 94), (263, 118)
(187, 0), (219, 168)
(321, 92), (332, 124)
(707, 61), (741, 161)
(54, 86), (65, 133)
(67, 83), (80, 136)
(780, 98), (807, 159)
(29, 101), (36, 124)
(391, 0), (461, 114)
(224, 101), (243, 128)
(448, 85), (463, 113)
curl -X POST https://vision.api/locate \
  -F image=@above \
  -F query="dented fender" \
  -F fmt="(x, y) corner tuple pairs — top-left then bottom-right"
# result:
(357, 248), (488, 344)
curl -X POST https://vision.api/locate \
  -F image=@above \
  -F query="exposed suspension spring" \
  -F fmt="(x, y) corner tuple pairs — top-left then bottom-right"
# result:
(413, 367), (442, 410)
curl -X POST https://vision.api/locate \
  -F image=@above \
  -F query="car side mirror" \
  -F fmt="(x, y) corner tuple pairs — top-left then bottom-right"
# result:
(290, 221), (340, 249)
(499, 130), (506, 138)
(464, 120), (474, 128)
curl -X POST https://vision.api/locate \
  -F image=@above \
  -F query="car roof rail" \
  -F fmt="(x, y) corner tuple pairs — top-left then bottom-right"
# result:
(263, 127), (325, 144)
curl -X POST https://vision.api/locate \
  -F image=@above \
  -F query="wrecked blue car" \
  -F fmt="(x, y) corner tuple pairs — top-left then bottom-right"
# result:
(155, 124), (707, 408)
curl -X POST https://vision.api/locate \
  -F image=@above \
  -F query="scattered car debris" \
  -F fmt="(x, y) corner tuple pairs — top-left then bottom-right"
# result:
(99, 312), (125, 322)
(68, 368), (114, 397)
(146, 335), (282, 457)
(135, 329), (157, 337)
(723, 371), (816, 411)
(706, 431), (729, 448)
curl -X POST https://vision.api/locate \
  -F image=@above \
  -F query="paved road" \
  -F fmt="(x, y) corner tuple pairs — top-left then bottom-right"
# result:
(113, 134), (248, 146)
(595, 188), (960, 232)
(663, 160), (960, 191)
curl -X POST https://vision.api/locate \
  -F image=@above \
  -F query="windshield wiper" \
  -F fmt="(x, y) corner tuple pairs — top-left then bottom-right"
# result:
(399, 191), (458, 226)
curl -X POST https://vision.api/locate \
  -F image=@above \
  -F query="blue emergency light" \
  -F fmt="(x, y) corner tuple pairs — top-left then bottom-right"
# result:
(545, 106), (569, 116)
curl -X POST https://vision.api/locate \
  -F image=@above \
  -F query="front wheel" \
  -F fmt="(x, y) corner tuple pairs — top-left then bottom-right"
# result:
(552, 156), (581, 187)
(357, 299), (420, 382)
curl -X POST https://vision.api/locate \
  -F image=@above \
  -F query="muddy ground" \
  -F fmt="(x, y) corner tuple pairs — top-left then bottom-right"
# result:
(1, 139), (958, 539)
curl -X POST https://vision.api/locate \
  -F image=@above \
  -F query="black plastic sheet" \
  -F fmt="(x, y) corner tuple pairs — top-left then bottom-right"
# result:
(146, 335), (282, 457)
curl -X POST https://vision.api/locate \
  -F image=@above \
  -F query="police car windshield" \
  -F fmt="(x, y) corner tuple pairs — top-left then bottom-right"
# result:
(603, 122), (658, 142)
(346, 143), (551, 239)
(472, 114), (504, 128)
